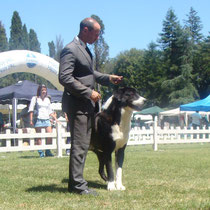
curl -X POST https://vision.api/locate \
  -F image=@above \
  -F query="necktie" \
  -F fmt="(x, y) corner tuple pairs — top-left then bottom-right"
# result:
(85, 46), (92, 59)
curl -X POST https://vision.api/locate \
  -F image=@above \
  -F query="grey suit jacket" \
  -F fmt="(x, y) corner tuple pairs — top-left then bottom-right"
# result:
(59, 37), (110, 115)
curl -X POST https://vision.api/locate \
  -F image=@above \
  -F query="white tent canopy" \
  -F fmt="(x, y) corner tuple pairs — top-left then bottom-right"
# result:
(159, 108), (210, 117)
(159, 107), (210, 126)
(159, 108), (180, 116)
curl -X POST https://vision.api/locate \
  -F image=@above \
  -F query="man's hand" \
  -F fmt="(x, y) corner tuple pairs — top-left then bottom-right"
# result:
(90, 90), (101, 102)
(109, 75), (123, 85)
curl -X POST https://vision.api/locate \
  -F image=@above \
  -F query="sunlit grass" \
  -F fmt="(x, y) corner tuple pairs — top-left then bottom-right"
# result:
(0, 144), (209, 209)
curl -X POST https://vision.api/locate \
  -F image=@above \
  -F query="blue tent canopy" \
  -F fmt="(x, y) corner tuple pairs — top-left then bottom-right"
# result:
(180, 95), (210, 112)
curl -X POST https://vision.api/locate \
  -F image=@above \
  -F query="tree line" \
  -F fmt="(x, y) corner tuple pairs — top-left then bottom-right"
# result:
(102, 8), (209, 108)
(0, 11), (61, 89)
(0, 9), (209, 108)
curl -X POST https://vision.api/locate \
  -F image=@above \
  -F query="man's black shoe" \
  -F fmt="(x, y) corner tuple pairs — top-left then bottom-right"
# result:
(79, 188), (98, 196)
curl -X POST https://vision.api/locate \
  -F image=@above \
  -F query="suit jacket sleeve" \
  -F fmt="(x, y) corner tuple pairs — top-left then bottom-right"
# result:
(59, 42), (110, 100)
(94, 71), (110, 86)
(59, 47), (93, 100)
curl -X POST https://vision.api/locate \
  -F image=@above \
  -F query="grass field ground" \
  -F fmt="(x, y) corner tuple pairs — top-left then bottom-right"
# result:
(0, 143), (209, 210)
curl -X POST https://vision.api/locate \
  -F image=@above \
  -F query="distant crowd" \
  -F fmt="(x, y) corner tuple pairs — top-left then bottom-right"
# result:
(131, 111), (209, 129)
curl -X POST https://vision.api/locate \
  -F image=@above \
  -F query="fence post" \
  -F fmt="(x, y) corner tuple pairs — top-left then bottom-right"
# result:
(56, 123), (63, 157)
(6, 129), (11, 148)
(153, 116), (158, 151)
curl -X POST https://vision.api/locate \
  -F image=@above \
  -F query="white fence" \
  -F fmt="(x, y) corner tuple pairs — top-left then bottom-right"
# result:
(0, 120), (209, 157)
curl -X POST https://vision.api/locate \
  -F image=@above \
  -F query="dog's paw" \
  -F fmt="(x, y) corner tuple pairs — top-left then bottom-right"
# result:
(107, 181), (117, 191)
(116, 183), (126, 191)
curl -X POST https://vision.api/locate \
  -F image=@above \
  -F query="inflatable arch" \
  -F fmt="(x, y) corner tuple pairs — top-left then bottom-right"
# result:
(0, 50), (63, 90)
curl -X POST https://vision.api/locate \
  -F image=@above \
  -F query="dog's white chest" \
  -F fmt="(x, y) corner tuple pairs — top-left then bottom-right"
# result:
(111, 108), (132, 150)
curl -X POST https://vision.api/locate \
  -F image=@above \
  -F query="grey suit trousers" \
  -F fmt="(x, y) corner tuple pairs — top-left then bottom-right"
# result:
(67, 112), (94, 192)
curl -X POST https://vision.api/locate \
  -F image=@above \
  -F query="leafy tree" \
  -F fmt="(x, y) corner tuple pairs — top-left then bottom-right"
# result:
(48, 35), (63, 61)
(22, 24), (29, 50)
(28, 28), (55, 86)
(91, 14), (109, 74)
(142, 42), (164, 106)
(166, 28), (198, 106)
(48, 40), (56, 58)
(159, 9), (198, 107)
(0, 21), (8, 52)
(29, 29), (41, 52)
(90, 15), (109, 99)
(9, 11), (24, 50)
(7, 11), (24, 83)
(184, 7), (203, 44)
(100, 58), (116, 101)
(101, 49), (145, 102)
(103, 58), (115, 74)
(184, 8), (207, 99)
(193, 34), (210, 98)
(113, 48), (145, 93)
(0, 11), (57, 89)
(54, 35), (63, 61)
(159, 9), (182, 70)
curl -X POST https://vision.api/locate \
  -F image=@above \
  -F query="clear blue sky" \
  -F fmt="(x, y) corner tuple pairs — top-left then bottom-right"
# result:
(1, 0), (209, 58)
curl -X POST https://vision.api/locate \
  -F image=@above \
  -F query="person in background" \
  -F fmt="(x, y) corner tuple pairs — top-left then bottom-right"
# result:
(191, 111), (202, 129)
(20, 101), (32, 129)
(20, 101), (33, 145)
(179, 114), (185, 129)
(29, 84), (56, 158)
(50, 111), (60, 128)
(0, 112), (4, 133)
(59, 17), (123, 196)
(201, 114), (209, 129)
(65, 113), (71, 156)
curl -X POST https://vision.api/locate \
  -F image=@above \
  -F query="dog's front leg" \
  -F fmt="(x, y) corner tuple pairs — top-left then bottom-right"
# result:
(111, 124), (123, 141)
(115, 145), (126, 190)
(105, 155), (116, 191)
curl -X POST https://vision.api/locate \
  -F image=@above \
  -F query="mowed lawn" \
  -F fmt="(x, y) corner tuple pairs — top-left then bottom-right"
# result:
(0, 143), (209, 210)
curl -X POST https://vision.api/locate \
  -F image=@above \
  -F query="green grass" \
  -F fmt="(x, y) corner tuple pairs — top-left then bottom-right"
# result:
(0, 144), (209, 210)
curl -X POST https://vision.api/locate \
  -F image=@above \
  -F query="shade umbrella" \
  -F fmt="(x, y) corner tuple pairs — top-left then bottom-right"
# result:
(134, 106), (164, 119)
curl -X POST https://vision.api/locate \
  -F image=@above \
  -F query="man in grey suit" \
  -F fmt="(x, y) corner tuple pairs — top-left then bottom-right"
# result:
(59, 17), (122, 196)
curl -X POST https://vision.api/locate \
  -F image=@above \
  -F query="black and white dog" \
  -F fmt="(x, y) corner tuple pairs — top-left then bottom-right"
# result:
(89, 87), (146, 190)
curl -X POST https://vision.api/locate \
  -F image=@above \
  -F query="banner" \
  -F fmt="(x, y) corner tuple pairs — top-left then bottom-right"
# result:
(0, 50), (63, 90)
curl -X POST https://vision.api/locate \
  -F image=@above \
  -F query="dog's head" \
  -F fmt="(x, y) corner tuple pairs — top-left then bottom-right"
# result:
(112, 87), (146, 111)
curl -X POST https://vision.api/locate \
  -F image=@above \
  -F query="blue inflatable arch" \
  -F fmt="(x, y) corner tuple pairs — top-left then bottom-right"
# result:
(0, 50), (63, 90)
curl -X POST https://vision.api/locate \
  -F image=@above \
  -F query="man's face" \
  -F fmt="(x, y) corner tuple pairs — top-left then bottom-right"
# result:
(86, 23), (101, 44)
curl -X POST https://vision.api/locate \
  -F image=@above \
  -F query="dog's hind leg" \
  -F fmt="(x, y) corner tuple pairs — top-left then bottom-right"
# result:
(115, 145), (126, 190)
(95, 151), (108, 182)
